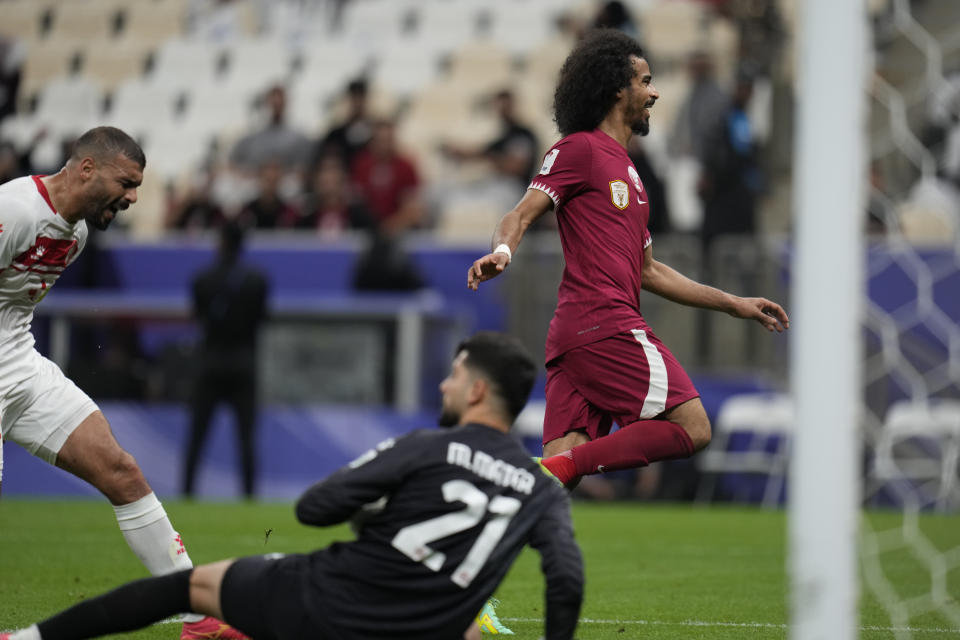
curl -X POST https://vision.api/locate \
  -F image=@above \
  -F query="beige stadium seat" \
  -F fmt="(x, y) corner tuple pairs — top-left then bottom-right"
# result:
(82, 38), (152, 92)
(447, 40), (515, 97)
(0, 0), (53, 41)
(18, 41), (85, 107)
(524, 38), (573, 87)
(640, 0), (708, 65)
(47, 0), (124, 42)
(122, 0), (187, 46)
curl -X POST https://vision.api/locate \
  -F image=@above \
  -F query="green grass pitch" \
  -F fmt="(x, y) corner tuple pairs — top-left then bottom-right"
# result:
(1, 500), (957, 638)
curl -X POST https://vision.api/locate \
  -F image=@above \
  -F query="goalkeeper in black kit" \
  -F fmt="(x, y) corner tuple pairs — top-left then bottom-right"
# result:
(3, 332), (583, 640)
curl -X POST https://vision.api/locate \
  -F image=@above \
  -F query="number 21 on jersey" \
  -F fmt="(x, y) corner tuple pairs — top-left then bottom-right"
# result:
(391, 480), (521, 588)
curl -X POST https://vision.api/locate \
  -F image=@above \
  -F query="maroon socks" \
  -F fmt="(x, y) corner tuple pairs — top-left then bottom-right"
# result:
(541, 419), (696, 485)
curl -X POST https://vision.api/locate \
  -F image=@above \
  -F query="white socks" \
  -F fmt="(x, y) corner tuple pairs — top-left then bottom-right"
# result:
(10, 625), (40, 640)
(113, 492), (203, 624)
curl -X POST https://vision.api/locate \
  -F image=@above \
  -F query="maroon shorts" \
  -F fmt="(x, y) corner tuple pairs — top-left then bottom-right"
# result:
(543, 328), (700, 444)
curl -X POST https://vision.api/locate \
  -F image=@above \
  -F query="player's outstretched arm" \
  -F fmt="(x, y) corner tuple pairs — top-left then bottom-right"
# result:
(467, 189), (553, 291)
(641, 244), (790, 332)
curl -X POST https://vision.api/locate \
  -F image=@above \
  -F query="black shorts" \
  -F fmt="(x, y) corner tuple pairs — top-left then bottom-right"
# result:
(220, 553), (322, 640)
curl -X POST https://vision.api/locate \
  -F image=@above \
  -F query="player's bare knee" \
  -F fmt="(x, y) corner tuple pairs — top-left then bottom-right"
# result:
(688, 417), (712, 451)
(103, 450), (150, 502)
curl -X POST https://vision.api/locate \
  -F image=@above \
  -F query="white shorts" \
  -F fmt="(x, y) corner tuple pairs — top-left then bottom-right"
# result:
(0, 349), (99, 478)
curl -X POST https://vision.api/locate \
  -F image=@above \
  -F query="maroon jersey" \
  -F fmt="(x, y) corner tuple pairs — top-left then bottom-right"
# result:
(529, 129), (652, 362)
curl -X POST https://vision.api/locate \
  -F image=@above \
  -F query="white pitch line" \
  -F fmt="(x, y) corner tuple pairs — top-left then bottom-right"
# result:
(503, 617), (960, 634)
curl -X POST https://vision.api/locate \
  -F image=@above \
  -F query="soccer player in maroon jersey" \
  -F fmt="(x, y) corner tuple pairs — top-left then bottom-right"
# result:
(468, 29), (790, 488)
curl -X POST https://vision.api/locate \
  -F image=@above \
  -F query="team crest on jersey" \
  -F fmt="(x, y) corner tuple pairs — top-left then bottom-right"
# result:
(13, 236), (78, 272)
(609, 180), (629, 210)
(627, 165), (643, 192)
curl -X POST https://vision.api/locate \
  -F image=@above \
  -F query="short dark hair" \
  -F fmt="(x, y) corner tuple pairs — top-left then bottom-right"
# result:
(456, 332), (536, 423)
(553, 29), (645, 137)
(71, 126), (146, 169)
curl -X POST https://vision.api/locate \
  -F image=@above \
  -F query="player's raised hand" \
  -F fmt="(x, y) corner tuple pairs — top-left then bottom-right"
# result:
(467, 252), (510, 290)
(728, 296), (790, 332)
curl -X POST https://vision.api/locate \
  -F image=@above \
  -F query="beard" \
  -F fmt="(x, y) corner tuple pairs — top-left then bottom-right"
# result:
(632, 118), (650, 136)
(438, 406), (460, 428)
(87, 209), (115, 231)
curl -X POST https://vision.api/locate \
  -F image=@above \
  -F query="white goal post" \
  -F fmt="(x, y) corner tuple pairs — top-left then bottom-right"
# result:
(789, 0), (868, 638)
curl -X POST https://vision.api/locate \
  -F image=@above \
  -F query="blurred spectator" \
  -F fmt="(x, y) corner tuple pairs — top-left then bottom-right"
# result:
(443, 89), (540, 191)
(292, 154), (375, 236)
(237, 161), (300, 228)
(312, 78), (374, 171)
(592, 1), (639, 40)
(352, 231), (425, 292)
(169, 170), (226, 231)
(185, 222), (269, 499)
(0, 35), (25, 121)
(229, 84), (312, 175)
(669, 50), (730, 163)
(698, 72), (762, 251)
(0, 141), (28, 183)
(350, 118), (424, 234)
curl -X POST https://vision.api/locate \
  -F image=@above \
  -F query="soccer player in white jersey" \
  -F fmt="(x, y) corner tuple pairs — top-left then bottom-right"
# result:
(0, 126), (247, 640)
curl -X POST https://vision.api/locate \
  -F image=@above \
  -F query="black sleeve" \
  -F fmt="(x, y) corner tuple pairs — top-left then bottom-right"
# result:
(294, 433), (420, 527)
(527, 491), (584, 640)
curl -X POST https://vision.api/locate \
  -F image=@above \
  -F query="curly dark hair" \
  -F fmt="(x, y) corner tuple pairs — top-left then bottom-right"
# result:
(553, 29), (645, 137)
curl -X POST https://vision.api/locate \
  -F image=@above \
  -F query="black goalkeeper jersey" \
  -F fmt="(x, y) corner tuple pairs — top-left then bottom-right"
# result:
(294, 422), (583, 640)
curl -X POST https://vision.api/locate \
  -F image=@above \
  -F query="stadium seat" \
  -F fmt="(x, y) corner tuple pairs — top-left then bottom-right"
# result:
(108, 79), (183, 136)
(295, 38), (369, 103)
(18, 41), (84, 108)
(0, 0), (53, 42)
(121, 0), (188, 46)
(339, 0), (414, 53)
(46, 0), (123, 42)
(180, 83), (256, 143)
(447, 40), (516, 97)
(696, 392), (795, 507)
(639, 0), (708, 66)
(484, 0), (562, 56)
(140, 120), (217, 182)
(147, 38), (227, 91)
(33, 75), (104, 134)
(369, 38), (445, 98)
(220, 38), (296, 94)
(408, 0), (485, 58)
(873, 399), (960, 511)
(82, 38), (152, 92)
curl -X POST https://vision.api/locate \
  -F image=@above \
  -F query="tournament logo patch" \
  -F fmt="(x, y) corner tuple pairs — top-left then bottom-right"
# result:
(539, 149), (559, 175)
(609, 180), (629, 210)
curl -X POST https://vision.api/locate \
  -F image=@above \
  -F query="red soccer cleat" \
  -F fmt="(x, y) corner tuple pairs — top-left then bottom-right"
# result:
(180, 617), (250, 640)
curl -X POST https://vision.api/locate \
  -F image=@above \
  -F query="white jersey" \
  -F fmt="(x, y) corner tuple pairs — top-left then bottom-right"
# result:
(0, 175), (87, 388)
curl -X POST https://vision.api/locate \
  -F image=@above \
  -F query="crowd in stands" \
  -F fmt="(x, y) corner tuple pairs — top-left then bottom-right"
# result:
(0, 0), (804, 247)
(3, 0), (952, 246)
